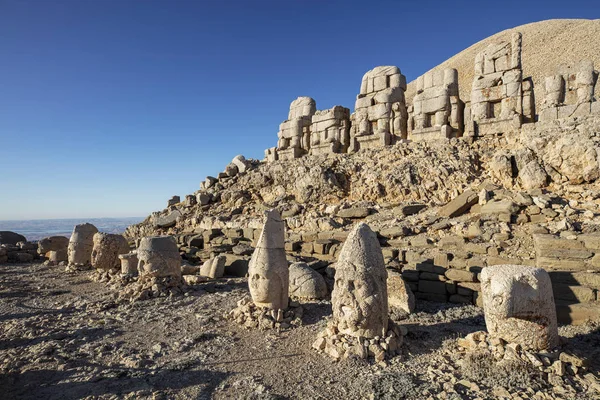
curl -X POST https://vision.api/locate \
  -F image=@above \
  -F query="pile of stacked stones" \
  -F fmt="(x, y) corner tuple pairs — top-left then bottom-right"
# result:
(0, 231), (40, 263)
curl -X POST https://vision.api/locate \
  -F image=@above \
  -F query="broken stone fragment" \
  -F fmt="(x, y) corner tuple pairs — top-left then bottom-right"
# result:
(289, 262), (328, 300)
(439, 190), (479, 218)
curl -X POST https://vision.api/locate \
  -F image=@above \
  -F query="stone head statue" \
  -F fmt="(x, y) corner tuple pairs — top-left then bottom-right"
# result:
(332, 222), (388, 338)
(248, 209), (289, 310)
(137, 236), (181, 279)
(481, 264), (558, 350)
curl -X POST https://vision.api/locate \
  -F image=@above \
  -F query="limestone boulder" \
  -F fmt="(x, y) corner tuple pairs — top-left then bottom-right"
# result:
(0, 231), (26, 246)
(91, 233), (129, 271)
(38, 236), (69, 255)
(481, 264), (558, 351)
(199, 255), (226, 279)
(154, 210), (181, 229)
(289, 262), (328, 300)
(232, 155), (250, 173)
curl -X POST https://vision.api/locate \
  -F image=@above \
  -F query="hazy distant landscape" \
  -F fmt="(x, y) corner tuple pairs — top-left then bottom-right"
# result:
(0, 217), (144, 241)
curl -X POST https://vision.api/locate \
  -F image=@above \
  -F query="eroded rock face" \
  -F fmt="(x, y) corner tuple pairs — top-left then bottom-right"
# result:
(481, 264), (558, 351)
(289, 262), (328, 300)
(332, 222), (388, 338)
(38, 236), (69, 255)
(248, 209), (289, 310)
(137, 236), (181, 279)
(67, 223), (98, 267)
(91, 233), (129, 271)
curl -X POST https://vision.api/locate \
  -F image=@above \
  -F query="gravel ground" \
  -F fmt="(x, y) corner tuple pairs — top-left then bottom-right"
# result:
(1, 262), (599, 399)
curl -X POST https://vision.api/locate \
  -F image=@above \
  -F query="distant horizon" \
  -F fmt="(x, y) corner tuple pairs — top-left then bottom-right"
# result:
(0, 216), (145, 223)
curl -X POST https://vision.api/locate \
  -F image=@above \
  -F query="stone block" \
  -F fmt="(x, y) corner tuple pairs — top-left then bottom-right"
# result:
(415, 292), (447, 302)
(438, 236), (466, 249)
(537, 257), (587, 271)
(337, 207), (370, 219)
(445, 269), (477, 282)
(481, 200), (519, 215)
(552, 284), (596, 303)
(438, 190), (479, 218)
(402, 270), (420, 282)
(418, 280), (447, 294)
(416, 263), (446, 275)
(420, 272), (447, 281)
(449, 294), (472, 304)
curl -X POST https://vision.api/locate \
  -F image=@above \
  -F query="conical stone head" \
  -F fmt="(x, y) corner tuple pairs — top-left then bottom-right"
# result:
(248, 209), (289, 310)
(332, 222), (388, 338)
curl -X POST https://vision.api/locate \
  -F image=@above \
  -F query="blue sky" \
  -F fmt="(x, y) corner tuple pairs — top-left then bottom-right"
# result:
(0, 0), (598, 220)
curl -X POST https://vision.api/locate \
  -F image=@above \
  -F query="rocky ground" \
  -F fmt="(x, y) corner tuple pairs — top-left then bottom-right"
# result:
(1, 262), (599, 400)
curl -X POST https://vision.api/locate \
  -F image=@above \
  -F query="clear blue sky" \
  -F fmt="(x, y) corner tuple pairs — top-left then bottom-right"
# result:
(1, 0), (598, 220)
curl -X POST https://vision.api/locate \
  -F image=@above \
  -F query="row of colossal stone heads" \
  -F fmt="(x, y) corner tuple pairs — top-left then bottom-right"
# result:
(41, 223), (182, 280)
(265, 32), (599, 161)
(250, 209), (559, 352)
(49, 215), (557, 353)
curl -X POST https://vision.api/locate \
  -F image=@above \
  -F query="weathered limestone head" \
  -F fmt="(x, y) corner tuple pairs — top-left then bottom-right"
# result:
(481, 264), (558, 351)
(38, 235), (69, 255)
(67, 223), (98, 267)
(332, 222), (388, 338)
(91, 233), (129, 271)
(248, 209), (289, 310)
(288, 96), (316, 120)
(137, 236), (181, 279)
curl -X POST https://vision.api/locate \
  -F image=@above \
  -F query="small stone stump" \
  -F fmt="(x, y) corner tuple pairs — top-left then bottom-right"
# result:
(481, 264), (559, 351)
(313, 222), (404, 361)
(66, 223), (98, 271)
(119, 251), (139, 276)
(91, 233), (130, 282)
(120, 236), (184, 301)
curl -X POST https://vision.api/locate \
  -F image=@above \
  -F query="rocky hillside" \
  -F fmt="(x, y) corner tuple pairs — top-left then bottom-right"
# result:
(126, 115), (600, 241)
(405, 19), (600, 112)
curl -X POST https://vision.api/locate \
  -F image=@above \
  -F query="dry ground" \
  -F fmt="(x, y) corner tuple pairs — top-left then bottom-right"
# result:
(1, 262), (599, 400)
